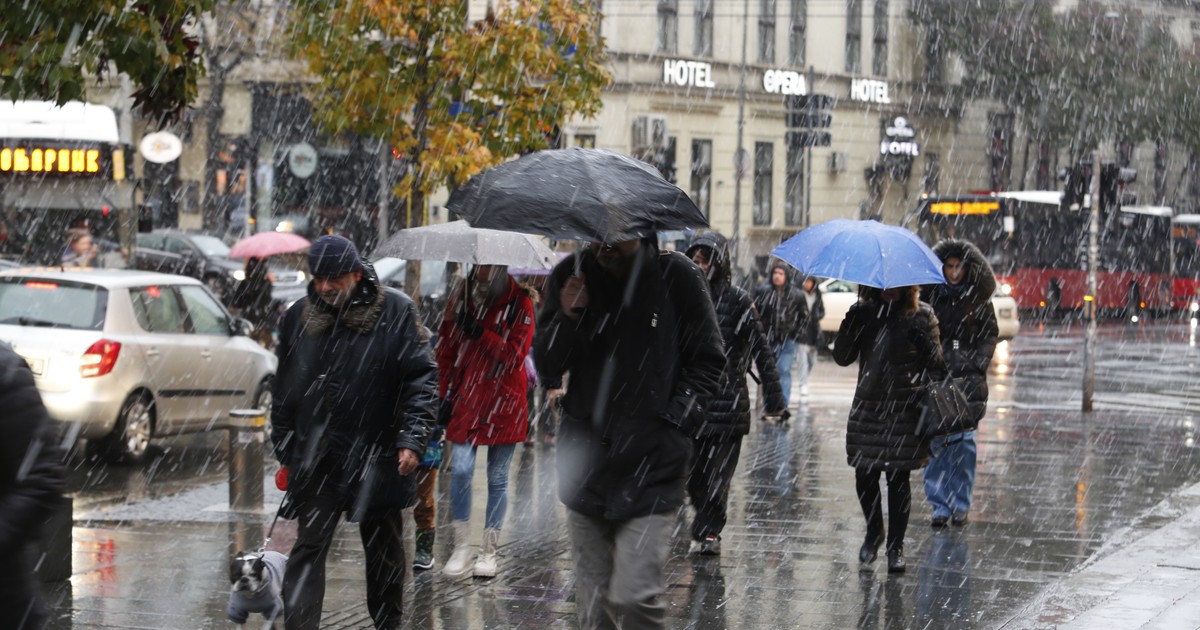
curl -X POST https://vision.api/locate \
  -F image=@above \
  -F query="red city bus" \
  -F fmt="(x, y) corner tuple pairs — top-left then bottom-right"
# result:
(911, 191), (1173, 315)
(1171, 213), (1200, 313)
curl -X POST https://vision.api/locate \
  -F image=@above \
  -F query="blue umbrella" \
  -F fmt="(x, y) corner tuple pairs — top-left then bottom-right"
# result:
(771, 219), (945, 289)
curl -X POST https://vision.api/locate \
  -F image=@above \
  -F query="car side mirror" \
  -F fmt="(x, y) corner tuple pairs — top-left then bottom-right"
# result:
(233, 317), (254, 337)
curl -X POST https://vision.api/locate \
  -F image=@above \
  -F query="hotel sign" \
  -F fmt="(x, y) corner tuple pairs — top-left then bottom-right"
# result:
(662, 59), (716, 88)
(850, 79), (892, 105)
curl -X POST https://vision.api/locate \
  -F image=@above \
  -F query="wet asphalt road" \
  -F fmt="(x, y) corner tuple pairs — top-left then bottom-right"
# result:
(46, 320), (1200, 628)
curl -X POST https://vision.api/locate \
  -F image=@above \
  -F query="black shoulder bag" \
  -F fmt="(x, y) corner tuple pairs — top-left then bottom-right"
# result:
(916, 374), (972, 440)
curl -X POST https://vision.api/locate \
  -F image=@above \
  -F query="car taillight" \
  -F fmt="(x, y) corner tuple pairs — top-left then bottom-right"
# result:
(80, 340), (121, 378)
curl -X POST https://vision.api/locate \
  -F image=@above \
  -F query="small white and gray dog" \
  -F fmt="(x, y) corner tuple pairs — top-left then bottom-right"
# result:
(227, 550), (287, 627)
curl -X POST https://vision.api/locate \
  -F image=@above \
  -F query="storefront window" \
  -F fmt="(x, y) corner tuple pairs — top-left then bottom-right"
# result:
(758, 0), (776, 64)
(575, 134), (596, 149)
(785, 144), (804, 226)
(872, 1), (888, 76)
(657, 0), (678, 54)
(845, 0), (862, 73)
(695, 0), (713, 57)
(789, 0), (806, 67)
(690, 139), (712, 219)
(753, 142), (773, 226)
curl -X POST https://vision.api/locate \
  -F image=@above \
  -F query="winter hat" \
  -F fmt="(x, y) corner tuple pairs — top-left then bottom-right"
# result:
(308, 235), (364, 277)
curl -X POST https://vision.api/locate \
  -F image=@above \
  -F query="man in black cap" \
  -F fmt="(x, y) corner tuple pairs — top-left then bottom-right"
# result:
(271, 234), (438, 630)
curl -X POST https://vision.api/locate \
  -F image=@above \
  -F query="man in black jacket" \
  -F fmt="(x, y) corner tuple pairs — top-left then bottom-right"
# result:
(0, 341), (65, 630)
(534, 238), (724, 629)
(685, 232), (786, 556)
(271, 235), (438, 630)
(754, 263), (809, 407)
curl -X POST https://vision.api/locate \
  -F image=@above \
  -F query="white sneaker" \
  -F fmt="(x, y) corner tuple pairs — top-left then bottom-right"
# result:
(799, 385), (810, 397)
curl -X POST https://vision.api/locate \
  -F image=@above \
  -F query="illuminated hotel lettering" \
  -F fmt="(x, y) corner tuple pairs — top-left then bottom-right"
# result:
(0, 146), (102, 173)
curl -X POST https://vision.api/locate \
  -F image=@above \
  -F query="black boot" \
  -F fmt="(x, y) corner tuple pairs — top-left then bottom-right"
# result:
(413, 529), (435, 571)
(886, 548), (906, 574)
(859, 536), (881, 564)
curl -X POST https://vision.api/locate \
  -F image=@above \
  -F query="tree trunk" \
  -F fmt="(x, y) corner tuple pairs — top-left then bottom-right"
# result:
(203, 66), (227, 231)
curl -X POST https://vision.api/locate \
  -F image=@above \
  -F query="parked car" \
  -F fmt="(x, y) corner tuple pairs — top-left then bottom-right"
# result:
(0, 268), (276, 463)
(133, 230), (243, 299)
(817, 277), (1021, 347)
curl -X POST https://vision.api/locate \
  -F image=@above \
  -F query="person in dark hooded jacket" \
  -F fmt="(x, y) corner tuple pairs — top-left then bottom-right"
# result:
(0, 341), (65, 630)
(833, 284), (945, 574)
(754, 263), (809, 407)
(684, 232), (787, 555)
(271, 235), (438, 630)
(920, 239), (998, 528)
(534, 237), (724, 629)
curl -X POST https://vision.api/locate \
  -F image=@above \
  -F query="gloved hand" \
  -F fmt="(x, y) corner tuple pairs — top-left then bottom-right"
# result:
(455, 310), (485, 339)
(275, 466), (288, 491)
(907, 326), (935, 356)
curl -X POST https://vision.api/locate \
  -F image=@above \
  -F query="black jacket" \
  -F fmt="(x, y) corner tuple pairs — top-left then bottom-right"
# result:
(0, 342), (65, 630)
(922, 240), (999, 430)
(686, 232), (786, 439)
(833, 300), (945, 471)
(797, 279), (825, 346)
(272, 267), (438, 521)
(533, 243), (725, 520)
(754, 275), (810, 346)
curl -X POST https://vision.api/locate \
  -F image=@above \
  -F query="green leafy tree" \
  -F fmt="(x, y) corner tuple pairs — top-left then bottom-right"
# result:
(287, 0), (610, 239)
(1, 0), (214, 122)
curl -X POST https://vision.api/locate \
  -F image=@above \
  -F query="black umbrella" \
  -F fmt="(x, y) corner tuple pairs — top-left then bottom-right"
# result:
(448, 148), (708, 243)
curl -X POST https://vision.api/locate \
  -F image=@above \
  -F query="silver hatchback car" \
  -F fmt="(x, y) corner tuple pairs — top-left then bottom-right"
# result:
(0, 268), (277, 463)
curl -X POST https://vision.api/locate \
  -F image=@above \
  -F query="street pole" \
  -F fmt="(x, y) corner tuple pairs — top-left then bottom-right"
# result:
(804, 66), (814, 228)
(731, 0), (748, 269)
(1082, 150), (1100, 412)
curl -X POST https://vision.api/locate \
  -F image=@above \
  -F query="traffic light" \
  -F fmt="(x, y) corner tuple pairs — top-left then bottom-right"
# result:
(1099, 164), (1136, 211)
(1061, 163), (1091, 210)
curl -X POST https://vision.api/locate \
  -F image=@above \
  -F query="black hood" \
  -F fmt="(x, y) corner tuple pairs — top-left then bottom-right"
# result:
(685, 231), (731, 287)
(932, 239), (996, 306)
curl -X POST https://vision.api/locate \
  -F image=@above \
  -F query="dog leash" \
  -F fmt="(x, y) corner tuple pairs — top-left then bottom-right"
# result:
(257, 491), (289, 553)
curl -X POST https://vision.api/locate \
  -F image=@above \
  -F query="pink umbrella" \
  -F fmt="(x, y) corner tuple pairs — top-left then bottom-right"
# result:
(229, 232), (311, 259)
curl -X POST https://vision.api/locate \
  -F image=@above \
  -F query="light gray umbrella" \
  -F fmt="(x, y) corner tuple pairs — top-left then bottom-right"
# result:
(374, 220), (557, 269)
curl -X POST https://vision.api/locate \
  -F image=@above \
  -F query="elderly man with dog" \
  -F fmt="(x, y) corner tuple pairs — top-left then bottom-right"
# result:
(271, 235), (438, 630)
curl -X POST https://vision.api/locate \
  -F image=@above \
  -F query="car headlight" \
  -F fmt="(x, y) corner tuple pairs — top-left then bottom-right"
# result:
(231, 269), (246, 281)
(999, 282), (1013, 296)
(296, 270), (306, 282)
(1190, 301), (1199, 313)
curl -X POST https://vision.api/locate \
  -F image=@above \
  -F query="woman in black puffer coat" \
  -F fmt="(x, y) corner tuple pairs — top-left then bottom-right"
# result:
(920, 239), (998, 529)
(684, 232), (787, 554)
(833, 284), (945, 573)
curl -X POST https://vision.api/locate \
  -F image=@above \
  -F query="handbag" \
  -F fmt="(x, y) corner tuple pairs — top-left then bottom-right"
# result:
(917, 375), (972, 439)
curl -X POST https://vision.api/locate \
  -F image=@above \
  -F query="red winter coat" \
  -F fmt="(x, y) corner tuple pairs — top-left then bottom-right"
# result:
(436, 278), (536, 446)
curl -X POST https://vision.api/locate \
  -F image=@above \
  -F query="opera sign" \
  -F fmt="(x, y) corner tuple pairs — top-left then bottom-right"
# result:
(880, 116), (919, 158)
(763, 70), (807, 96)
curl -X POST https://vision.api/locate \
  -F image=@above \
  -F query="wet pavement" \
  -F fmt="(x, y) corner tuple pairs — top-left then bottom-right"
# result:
(39, 321), (1200, 629)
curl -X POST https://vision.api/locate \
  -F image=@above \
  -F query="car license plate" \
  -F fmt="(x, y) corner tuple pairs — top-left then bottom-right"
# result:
(999, 308), (1013, 318)
(23, 356), (45, 376)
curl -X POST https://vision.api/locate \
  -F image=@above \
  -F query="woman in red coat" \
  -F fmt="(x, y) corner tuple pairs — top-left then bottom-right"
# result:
(436, 264), (536, 579)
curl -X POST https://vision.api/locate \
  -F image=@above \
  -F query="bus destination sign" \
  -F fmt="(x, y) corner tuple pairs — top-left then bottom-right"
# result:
(0, 143), (109, 177)
(929, 200), (1000, 215)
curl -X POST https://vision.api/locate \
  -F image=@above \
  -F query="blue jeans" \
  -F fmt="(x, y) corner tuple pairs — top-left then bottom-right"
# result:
(449, 442), (516, 529)
(923, 431), (977, 519)
(773, 339), (798, 407)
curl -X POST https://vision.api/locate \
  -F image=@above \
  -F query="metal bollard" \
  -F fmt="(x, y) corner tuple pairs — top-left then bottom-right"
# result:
(227, 408), (266, 513)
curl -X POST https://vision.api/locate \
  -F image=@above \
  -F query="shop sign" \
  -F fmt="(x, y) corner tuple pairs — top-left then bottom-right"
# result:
(850, 79), (891, 104)
(0, 144), (106, 175)
(763, 69), (807, 96)
(662, 59), (716, 89)
(880, 116), (919, 157)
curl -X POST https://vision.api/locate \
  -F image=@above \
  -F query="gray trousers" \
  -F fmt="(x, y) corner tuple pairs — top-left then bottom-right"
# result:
(566, 509), (672, 630)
